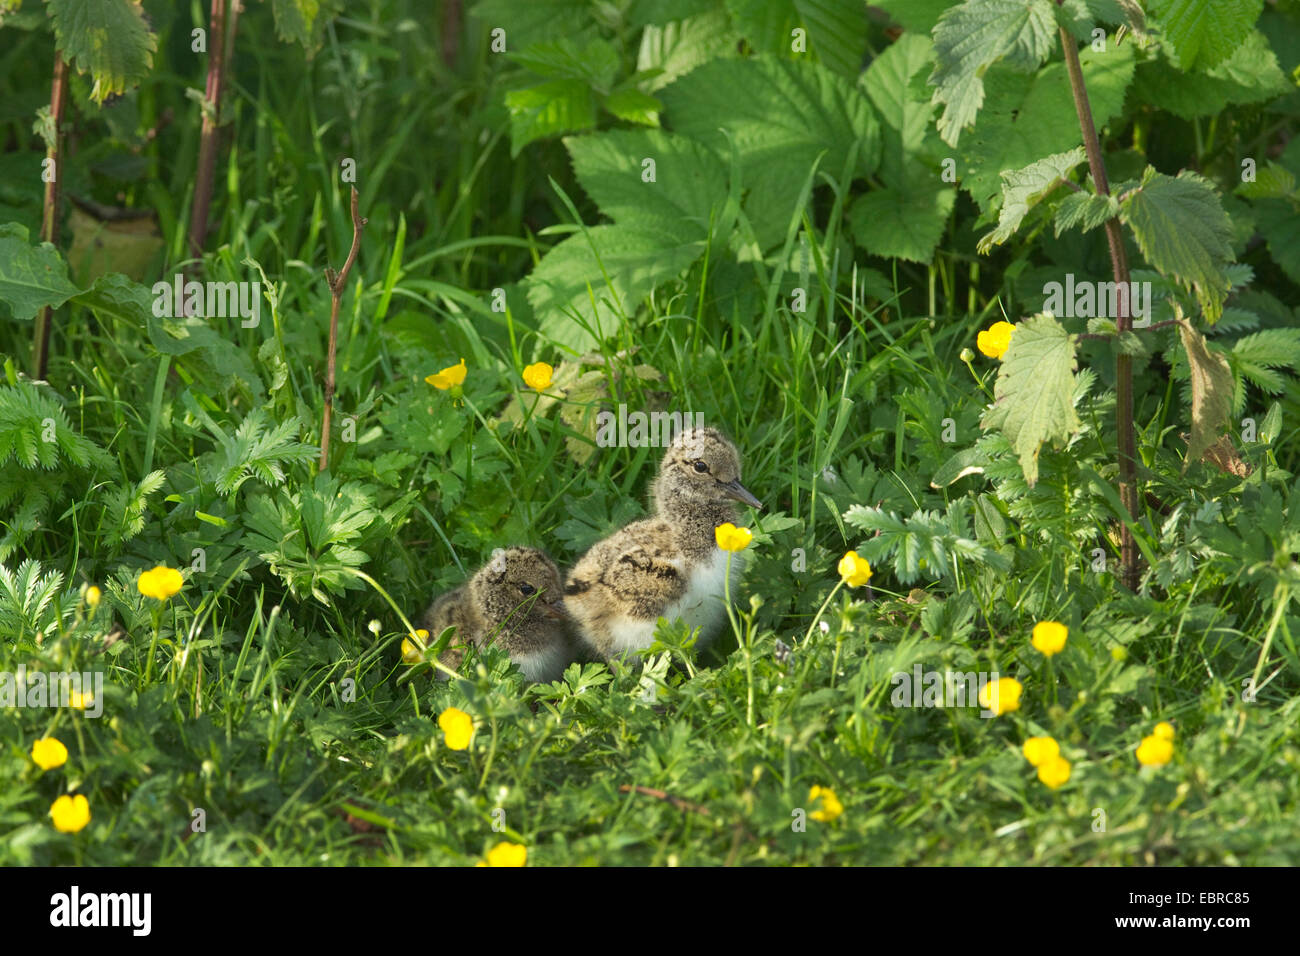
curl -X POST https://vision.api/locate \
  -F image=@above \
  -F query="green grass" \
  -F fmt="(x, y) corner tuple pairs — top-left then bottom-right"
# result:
(2, 0), (1299, 866)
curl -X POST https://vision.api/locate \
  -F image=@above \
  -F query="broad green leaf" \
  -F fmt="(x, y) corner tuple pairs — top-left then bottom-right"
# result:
(860, 33), (942, 188)
(0, 224), (81, 320)
(977, 147), (1085, 252)
(1054, 190), (1119, 235)
(1130, 30), (1287, 119)
(70, 271), (152, 324)
(527, 222), (706, 350)
(959, 43), (1134, 212)
(725, 0), (867, 77)
(565, 130), (727, 229)
(637, 9), (738, 92)
(506, 80), (597, 156)
(980, 312), (1081, 486)
(872, 0), (954, 34)
(1178, 319), (1233, 468)
(1235, 162), (1297, 202)
(660, 56), (879, 248)
(509, 38), (620, 89)
(1120, 167), (1235, 322)
(1254, 198), (1300, 284)
(470, 0), (598, 48)
(48, 0), (157, 103)
(602, 88), (662, 126)
(1150, 0), (1262, 70)
(847, 184), (956, 263)
(929, 0), (1058, 147)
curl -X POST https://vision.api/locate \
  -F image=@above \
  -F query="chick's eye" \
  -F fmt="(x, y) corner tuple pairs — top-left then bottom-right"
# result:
(692, 460), (709, 474)
(518, 584), (537, 596)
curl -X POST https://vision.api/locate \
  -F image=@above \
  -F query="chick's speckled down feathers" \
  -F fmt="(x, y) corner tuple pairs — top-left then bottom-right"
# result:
(564, 427), (762, 660)
(420, 546), (572, 682)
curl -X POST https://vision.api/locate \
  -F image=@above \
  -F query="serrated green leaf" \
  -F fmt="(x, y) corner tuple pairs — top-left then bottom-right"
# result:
(1236, 162), (1297, 201)
(1150, 0), (1262, 70)
(1054, 190), (1120, 235)
(602, 88), (661, 126)
(861, 33), (942, 189)
(48, 0), (157, 103)
(0, 224), (81, 320)
(1178, 319), (1233, 467)
(564, 129), (726, 228)
(636, 9), (738, 93)
(980, 313), (1081, 486)
(506, 80), (597, 156)
(660, 56), (879, 248)
(1120, 167), (1235, 322)
(978, 147), (1086, 252)
(959, 43), (1134, 212)
(269, 0), (342, 52)
(509, 38), (620, 89)
(470, 0), (597, 48)
(848, 184), (955, 262)
(872, 0), (953, 34)
(1130, 30), (1286, 119)
(929, 0), (1059, 147)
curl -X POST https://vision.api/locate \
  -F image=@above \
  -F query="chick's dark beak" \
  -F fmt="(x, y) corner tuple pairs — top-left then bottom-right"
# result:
(723, 480), (763, 510)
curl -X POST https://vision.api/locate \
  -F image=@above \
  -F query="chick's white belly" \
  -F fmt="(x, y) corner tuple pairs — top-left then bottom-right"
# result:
(514, 643), (570, 683)
(607, 549), (741, 656)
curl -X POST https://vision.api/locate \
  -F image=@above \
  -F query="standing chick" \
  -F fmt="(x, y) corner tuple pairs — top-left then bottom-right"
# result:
(564, 427), (762, 662)
(419, 547), (571, 682)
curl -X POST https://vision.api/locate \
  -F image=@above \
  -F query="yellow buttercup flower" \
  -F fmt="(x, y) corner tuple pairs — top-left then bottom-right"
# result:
(976, 321), (1015, 360)
(979, 676), (1023, 716)
(479, 842), (528, 867)
(808, 785), (843, 823)
(1136, 734), (1173, 767)
(402, 629), (429, 664)
(1153, 721), (1175, 741)
(715, 523), (753, 552)
(1031, 621), (1068, 657)
(85, 586), (101, 609)
(1021, 736), (1060, 767)
(439, 707), (474, 751)
(31, 737), (68, 771)
(1037, 756), (1071, 790)
(49, 794), (91, 833)
(522, 362), (554, 390)
(426, 358), (467, 390)
(137, 565), (183, 601)
(838, 551), (873, 587)
(68, 691), (93, 711)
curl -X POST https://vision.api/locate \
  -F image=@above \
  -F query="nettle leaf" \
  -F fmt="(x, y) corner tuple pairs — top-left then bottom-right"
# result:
(848, 184), (955, 263)
(980, 312), (1081, 486)
(0, 224), (81, 320)
(978, 147), (1086, 252)
(958, 43), (1134, 213)
(603, 88), (662, 126)
(509, 38), (620, 89)
(506, 80), (597, 157)
(1149, 0), (1262, 70)
(928, 0), (1059, 147)
(470, 0), (599, 48)
(1054, 190), (1119, 235)
(1120, 167), (1235, 322)
(1130, 31), (1287, 119)
(565, 129), (727, 228)
(1178, 319), (1233, 468)
(660, 56), (879, 248)
(48, 0), (157, 103)
(861, 33), (943, 189)
(636, 9), (738, 93)
(725, 0), (869, 78)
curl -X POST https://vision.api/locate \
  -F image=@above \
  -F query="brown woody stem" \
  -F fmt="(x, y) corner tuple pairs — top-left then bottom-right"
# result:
(33, 52), (68, 380)
(1059, 24), (1140, 591)
(319, 187), (366, 472)
(188, 0), (229, 262)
